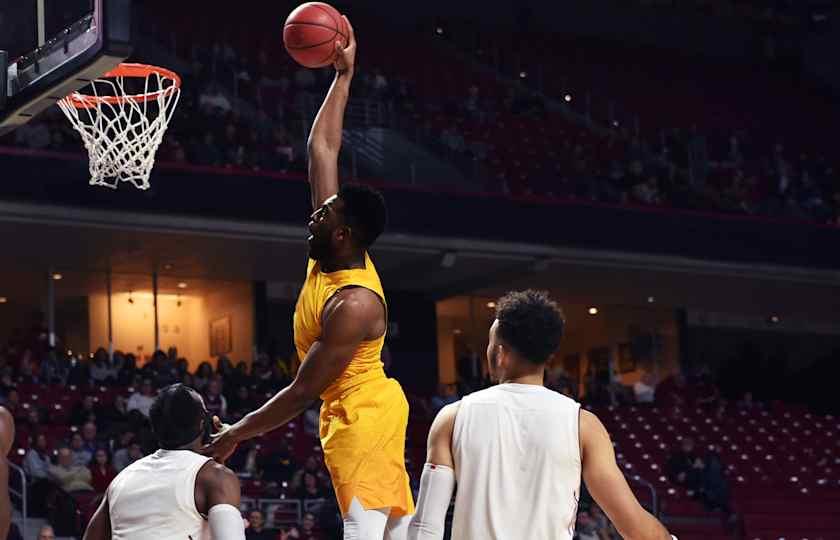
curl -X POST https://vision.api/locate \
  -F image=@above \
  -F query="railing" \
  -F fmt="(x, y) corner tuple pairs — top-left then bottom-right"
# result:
(8, 462), (27, 539)
(628, 473), (659, 518)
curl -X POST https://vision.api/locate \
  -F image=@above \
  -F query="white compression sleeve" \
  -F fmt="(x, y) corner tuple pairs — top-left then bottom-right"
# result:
(208, 504), (245, 540)
(407, 463), (456, 540)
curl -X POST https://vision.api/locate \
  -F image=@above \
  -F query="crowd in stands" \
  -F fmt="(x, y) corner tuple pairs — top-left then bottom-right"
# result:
(3, 9), (839, 228)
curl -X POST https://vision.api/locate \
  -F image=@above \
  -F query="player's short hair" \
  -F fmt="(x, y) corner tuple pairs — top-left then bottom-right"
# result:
(149, 384), (205, 450)
(338, 183), (387, 248)
(495, 290), (565, 365)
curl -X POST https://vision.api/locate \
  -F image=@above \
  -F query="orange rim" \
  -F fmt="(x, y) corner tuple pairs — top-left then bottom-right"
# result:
(64, 63), (182, 109)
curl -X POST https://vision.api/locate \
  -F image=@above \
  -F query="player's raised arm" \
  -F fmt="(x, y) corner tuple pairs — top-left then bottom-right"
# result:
(408, 403), (459, 540)
(580, 409), (674, 540)
(307, 15), (356, 210)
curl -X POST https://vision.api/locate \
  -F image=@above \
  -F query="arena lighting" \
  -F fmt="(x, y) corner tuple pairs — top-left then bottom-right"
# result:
(435, 27), (444, 36)
(519, 71), (527, 79)
(440, 252), (457, 268)
(163, 263), (173, 270)
(647, 296), (655, 303)
(613, 120), (620, 127)
(52, 273), (63, 280)
(768, 315), (780, 324)
(0, 297), (6, 304)
(486, 301), (496, 309)
(177, 282), (188, 289)
(453, 328), (463, 335)
(588, 307), (598, 315)
(564, 94), (572, 103)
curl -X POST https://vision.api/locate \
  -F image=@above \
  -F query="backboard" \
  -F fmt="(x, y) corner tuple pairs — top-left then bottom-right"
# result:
(0, 0), (133, 137)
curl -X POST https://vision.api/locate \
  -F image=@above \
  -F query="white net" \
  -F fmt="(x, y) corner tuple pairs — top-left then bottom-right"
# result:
(58, 65), (181, 190)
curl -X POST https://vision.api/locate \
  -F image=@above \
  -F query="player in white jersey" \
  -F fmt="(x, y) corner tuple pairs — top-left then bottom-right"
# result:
(83, 384), (246, 540)
(408, 290), (675, 540)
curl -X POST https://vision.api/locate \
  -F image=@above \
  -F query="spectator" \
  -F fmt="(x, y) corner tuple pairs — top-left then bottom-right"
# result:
(113, 442), (143, 472)
(23, 433), (52, 481)
(24, 407), (46, 431)
(100, 394), (130, 436)
(36, 525), (55, 540)
(70, 394), (98, 427)
(90, 448), (116, 494)
(66, 355), (91, 386)
(70, 432), (92, 467)
(655, 372), (691, 408)
(262, 438), (297, 487)
(666, 437), (703, 495)
(194, 362), (214, 391)
(632, 175), (662, 205)
(699, 445), (731, 514)
(81, 421), (100, 454)
(3, 389), (21, 419)
(111, 432), (136, 472)
(40, 351), (69, 385)
(430, 383), (459, 414)
(117, 353), (137, 385)
(198, 82), (232, 113)
(14, 121), (51, 149)
(204, 378), (228, 420)
(90, 347), (117, 383)
(127, 379), (156, 417)
(228, 385), (254, 419)
(299, 512), (320, 540)
(633, 372), (656, 404)
(49, 446), (93, 493)
(295, 472), (327, 502)
(245, 510), (274, 540)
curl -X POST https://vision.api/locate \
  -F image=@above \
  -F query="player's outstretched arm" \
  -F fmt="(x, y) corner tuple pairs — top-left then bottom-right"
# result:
(203, 288), (380, 462)
(580, 410), (673, 540)
(197, 461), (245, 540)
(82, 495), (111, 540)
(307, 15), (356, 210)
(408, 403), (459, 540)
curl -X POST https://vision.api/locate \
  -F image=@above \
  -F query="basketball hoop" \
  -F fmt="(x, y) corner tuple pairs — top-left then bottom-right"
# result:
(58, 63), (181, 190)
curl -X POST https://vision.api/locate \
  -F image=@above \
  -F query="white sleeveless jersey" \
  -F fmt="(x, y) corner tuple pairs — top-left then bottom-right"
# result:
(108, 449), (213, 540)
(451, 384), (582, 540)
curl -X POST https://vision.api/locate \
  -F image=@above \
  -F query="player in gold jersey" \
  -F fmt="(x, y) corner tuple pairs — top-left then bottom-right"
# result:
(204, 18), (414, 540)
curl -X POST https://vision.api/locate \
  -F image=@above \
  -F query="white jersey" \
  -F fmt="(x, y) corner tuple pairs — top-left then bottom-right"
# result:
(108, 449), (212, 540)
(451, 384), (582, 540)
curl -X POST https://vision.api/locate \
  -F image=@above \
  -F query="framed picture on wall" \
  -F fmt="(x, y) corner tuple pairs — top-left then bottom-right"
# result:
(210, 316), (232, 356)
(618, 342), (636, 373)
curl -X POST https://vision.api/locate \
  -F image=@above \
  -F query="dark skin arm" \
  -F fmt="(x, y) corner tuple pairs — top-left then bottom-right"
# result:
(307, 15), (356, 210)
(0, 407), (14, 539)
(82, 495), (111, 540)
(194, 460), (242, 514)
(204, 287), (385, 462)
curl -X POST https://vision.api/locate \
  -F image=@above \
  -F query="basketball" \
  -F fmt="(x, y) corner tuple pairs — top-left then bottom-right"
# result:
(284, 2), (348, 69)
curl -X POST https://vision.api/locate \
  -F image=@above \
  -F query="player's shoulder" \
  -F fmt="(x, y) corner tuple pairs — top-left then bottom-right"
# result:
(197, 458), (239, 488)
(324, 286), (381, 323)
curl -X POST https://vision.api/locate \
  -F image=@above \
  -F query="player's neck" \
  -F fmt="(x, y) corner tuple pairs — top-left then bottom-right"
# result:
(500, 371), (545, 386)
(320, 251), (366, 273)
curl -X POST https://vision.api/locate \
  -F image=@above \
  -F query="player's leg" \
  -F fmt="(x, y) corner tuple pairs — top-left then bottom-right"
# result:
(384, 512), (411, 540)
(343, 497), (389, 540)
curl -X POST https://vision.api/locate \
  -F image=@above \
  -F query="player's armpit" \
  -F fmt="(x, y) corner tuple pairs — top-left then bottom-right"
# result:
(82, 494), (111, 540)
(580, 410), (671, 540)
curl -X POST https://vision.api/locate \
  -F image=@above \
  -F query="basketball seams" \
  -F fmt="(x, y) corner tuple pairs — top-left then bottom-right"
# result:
(284, 3), (347, 66)
(311, 3), (348, 41)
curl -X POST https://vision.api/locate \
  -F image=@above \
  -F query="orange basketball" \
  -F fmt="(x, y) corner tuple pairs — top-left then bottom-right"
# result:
(283, 2), (348, 69)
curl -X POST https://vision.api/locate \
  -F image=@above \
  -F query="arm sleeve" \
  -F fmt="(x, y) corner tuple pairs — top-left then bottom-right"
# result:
(407, 463), (456, 540)
(208, 504), (245, 540)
